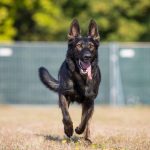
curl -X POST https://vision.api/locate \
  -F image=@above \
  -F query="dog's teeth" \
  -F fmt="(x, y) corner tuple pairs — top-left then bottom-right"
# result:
(80, 69), (87, 75)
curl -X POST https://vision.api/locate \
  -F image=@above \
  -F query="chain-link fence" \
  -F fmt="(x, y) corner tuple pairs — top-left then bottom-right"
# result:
(0, 42), (150, 105)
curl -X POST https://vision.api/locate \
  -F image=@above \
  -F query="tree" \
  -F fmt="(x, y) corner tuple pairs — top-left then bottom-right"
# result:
(0, 0), (16, 41)
(0, 0), (149, 42)
(87, 0), (150, 41)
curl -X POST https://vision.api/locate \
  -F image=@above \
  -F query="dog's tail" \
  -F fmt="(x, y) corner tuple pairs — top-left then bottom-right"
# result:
(38, 67), (59, 92)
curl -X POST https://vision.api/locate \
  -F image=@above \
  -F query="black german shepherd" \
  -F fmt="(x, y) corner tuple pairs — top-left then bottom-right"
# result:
(39, 19), (101, 142)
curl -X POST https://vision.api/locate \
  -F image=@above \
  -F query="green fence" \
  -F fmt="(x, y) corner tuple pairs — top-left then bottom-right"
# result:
(0, 42), (149, 105)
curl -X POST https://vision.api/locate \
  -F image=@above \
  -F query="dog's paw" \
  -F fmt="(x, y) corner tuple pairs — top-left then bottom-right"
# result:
(64, 123), (73, 138)
(75, 126), (84, 134)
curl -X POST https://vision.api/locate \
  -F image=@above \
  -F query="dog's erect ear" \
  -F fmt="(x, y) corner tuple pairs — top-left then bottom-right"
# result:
(68, 19), (81, 40)
(88, 19), (100, 41)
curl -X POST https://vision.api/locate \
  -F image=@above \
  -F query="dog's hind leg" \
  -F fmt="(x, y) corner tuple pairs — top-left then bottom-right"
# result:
(75, 101), (94, 142)
(59, 94), (73, 137)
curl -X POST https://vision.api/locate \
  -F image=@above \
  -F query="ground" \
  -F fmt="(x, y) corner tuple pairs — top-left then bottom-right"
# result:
(0, 105), (150, 150)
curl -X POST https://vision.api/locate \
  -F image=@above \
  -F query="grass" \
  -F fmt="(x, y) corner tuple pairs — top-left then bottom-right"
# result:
(0, 105), (150, 150)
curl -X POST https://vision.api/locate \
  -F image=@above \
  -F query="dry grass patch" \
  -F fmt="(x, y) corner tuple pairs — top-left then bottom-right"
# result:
(0, 105), (150, 150)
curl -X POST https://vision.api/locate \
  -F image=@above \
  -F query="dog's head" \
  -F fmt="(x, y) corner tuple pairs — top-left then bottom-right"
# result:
(67, 19), (100, 80)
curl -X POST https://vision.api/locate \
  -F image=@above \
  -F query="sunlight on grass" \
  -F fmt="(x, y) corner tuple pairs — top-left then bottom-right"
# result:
(0, 105), (150, 150)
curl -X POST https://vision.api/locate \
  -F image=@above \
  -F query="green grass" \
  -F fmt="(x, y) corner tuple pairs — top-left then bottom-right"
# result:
(0, 105), (150, 150)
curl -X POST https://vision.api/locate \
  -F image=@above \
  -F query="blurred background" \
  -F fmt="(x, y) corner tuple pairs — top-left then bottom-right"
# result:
(0, 0), (150, 105)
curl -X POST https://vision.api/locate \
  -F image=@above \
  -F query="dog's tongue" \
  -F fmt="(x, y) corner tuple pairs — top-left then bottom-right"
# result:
(80, 61), (92, 80)
(80, 61), (90, 70)
(87, 65), (92, 80)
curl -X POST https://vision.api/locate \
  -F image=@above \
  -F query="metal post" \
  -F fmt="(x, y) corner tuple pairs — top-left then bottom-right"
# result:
(109, 43), (124, 106)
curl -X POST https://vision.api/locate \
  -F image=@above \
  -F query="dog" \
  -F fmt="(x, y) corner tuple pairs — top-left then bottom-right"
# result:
(39, 19), (101, 142)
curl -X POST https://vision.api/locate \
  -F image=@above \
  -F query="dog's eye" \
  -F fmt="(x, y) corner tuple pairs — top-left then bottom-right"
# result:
(76, 43), (83, 51)
(88, 43), (95, 51)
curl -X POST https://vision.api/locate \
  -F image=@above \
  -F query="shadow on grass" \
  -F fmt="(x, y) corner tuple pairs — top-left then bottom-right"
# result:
(35, 134), (80, 143)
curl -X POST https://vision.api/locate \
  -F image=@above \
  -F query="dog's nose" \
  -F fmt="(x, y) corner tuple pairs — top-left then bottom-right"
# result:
(83, 52), (92, 60)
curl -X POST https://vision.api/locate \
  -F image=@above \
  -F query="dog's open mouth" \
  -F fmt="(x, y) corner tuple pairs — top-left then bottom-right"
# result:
(79, 60), (92, 80)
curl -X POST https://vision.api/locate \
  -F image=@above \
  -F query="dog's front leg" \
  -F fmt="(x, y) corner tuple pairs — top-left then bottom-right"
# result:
(75, 101), (94, 141)
(84, 118), (92, 142)
(59, 94), (73, 137)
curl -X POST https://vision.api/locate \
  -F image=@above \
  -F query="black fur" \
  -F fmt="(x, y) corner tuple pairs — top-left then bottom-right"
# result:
(39, 67), (59, 92)
(39, 19), (101, 142)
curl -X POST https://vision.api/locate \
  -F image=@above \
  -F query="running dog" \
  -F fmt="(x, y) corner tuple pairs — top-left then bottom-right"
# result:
(39, 19), (101, 142)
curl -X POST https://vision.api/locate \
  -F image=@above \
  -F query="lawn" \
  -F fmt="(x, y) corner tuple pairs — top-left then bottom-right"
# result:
(0, 105), (150, 150)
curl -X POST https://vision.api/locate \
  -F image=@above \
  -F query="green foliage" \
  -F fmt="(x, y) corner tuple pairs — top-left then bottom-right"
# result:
(0, 0), (149, 41)
(0, 1), (16, 41)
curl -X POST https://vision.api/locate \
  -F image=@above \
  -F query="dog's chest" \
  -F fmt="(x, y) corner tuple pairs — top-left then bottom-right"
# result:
(72, 78), (96, 100)
(61, 74), (97, 101)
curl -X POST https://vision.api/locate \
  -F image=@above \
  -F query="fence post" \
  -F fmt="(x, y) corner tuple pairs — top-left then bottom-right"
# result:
(109, 43), (124, 106)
